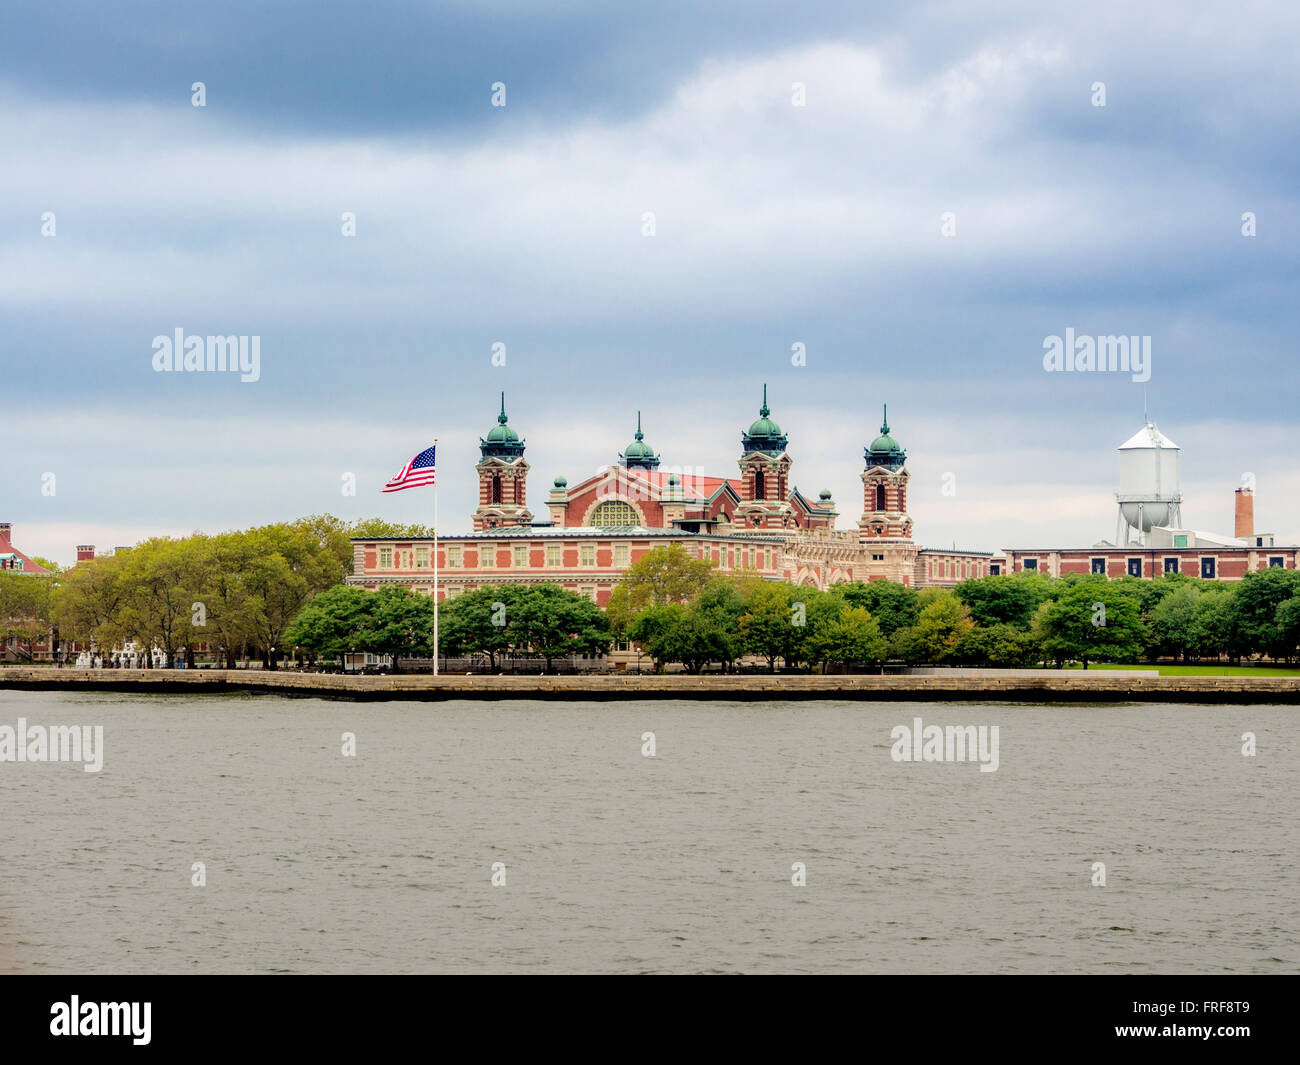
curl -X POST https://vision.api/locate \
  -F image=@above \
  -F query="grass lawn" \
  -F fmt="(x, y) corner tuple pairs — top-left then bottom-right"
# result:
(1065, 662), (1300, 677)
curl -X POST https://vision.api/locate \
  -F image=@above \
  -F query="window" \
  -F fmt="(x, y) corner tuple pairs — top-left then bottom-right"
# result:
(1023, 558), (1038, 571)
(491, 475), (502, 504)
(378, 547), (393, 568)
(547, 544), (562, 567)
(513, 544), (528, 568)
(1201, 557), (1216, 579)
(479, 544), (492, 568)
(872, 553), (884, 561)
(989, 563), (1001, 576)
(1174, 534), (1188, 548)
(755, 471), (766, 500)
(580, 544), (595, 566)
(614, 544), (629, 567)
(444, 545), (458, 568)
(580, 586), (596, 602)
(1091, 557), (1106, 575)
(875, 483), (886, 511)
(1164, 557), (1180, 574)
(1269, 556), (1285, 568)
(589, 499), (638, 526)
(1127, 557), (1142, 578)
(416, 545), (430, 568)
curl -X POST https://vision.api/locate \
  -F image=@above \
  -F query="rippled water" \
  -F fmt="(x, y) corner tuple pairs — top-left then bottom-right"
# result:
(0, 690), (1295, 974)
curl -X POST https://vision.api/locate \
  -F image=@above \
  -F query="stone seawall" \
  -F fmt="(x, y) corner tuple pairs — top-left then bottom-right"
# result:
(1, 668), (1298, 702)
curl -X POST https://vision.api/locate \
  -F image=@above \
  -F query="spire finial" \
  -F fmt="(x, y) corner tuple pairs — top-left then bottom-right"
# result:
(760, 383), (769, 417)
(498, 391), (507, 424)
(635, 411), (643, 441)
(881, 403), (889, 435)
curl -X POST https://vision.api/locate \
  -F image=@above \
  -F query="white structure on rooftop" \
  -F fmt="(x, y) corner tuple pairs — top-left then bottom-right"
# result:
(1115, 419), (1183, 546)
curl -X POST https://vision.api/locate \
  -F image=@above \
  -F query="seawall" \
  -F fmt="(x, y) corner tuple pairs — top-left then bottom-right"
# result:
(2, 668), (1298, 703)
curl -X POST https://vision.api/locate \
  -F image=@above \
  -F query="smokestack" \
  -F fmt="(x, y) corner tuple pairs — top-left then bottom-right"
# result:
(76, 545), (96, 562)
(1235, 487), (1254, 540)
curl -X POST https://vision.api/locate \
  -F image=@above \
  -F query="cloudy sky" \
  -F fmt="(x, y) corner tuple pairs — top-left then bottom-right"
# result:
(3, 0), (1298, 563)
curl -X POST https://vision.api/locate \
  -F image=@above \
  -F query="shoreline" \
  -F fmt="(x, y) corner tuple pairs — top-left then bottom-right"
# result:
(2, 667), (1299, 702)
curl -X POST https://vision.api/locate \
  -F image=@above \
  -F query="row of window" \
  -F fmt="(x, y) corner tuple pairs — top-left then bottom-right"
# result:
(1021, 556), (1287, 578)
(698, 545), (775, 570)
(376, 541), (785, 573)
(927, 558), (987, 580)
(377, 543), (632, 570)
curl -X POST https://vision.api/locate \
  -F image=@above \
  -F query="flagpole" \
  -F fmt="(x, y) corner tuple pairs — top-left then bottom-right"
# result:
(433, 437), (439, 677)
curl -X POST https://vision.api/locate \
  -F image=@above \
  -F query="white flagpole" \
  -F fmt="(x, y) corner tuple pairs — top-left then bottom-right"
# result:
(433, 437), (439, 677)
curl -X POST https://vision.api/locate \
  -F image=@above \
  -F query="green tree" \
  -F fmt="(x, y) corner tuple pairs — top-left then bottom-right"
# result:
(510, 584), (612, 671)
(1033, 582), (1144, 668)
(833, 580), (919, 636)
(738, 583), (800, 671)
(968, 622), (1042, 668)
(117, 539), (203, 667)
(606, 543), (714, 634)
(0, 571), (54, 661)
(50, 555), (128, 652)
(1275, 595), (1300, 663)
(955, 573), (1053, 628)
(893, 590), (977, 665)
(348, 517), (436, 540)
(692, 578), (747, 671)
(355, 586), (435, 668)
(809, 605), (888, 671)
(1150, 583), (1202, 661)
(283, 584), (374, 660)
(1189, 585), (1243, 662)
(1232, 568), (1300, 659)
(628, 603), (688, 673)
(438, 586), (518, 669)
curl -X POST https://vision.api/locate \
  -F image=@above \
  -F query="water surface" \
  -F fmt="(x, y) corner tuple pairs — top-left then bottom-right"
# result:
(0, 691), (1294, 973)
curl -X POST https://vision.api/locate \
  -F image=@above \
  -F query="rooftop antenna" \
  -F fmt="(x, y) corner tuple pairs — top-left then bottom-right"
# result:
(1143, 386), (1149, 425)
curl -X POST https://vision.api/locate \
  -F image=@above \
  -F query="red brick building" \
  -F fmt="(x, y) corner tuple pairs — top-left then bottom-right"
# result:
(349, 390), (997, 601)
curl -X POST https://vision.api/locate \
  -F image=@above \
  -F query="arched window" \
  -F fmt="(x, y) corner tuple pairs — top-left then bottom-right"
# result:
(754, 471), (766, 500)
(491, 475), (502, 504)
(589, 499), (638, 526)
(875, 483), (886, 512)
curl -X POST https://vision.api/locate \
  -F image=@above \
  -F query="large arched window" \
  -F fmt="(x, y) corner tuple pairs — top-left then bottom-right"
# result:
(754, 471), (766, 500)
(589, 499), (639, 526)
(875, 483), (886, 512)
(491, 475), (502, 504)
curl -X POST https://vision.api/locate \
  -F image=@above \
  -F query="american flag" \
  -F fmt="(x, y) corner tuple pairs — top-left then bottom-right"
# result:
(382, 444), (436, 492)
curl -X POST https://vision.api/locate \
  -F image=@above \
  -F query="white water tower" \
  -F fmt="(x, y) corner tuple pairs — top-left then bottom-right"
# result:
(1115, 420), (1182, 545)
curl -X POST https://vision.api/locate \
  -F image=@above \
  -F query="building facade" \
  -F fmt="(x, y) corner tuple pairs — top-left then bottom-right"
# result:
(348, 390), (997, 602)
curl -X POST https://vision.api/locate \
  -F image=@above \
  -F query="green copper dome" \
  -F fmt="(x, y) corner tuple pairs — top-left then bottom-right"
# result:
(742, 385), (789, 455)
(865, 404), (905, 470)
(480, 393), (526, 459)
(619, 412), (661, 470)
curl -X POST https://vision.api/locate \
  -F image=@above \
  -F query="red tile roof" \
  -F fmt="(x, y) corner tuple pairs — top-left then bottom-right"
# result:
(0, 529), (48, 574)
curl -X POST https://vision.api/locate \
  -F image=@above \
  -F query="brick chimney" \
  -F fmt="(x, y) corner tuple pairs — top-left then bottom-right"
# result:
(0, 522), (11, 543)
(76, 545), (96, 562)
(1235, 487), (1254, 540)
